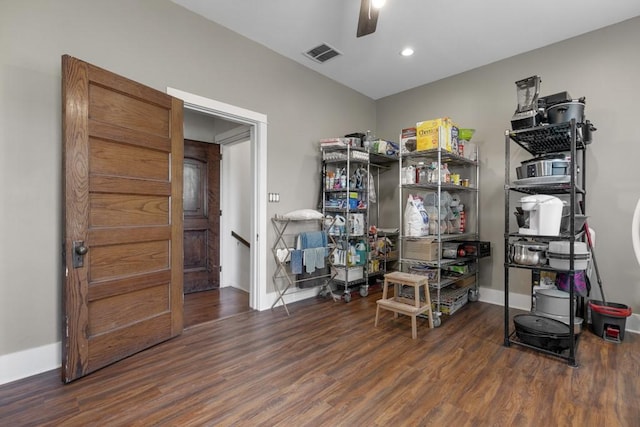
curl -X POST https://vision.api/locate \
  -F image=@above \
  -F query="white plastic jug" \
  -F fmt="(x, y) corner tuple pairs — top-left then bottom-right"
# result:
(355, 242), (367, 266)
(351, 214), (364, 236)
(326, 215), (346, 236)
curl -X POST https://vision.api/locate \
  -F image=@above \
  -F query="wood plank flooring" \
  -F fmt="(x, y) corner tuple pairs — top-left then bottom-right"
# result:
(184, 287), (251, 328)
(1, 289), (639, 426)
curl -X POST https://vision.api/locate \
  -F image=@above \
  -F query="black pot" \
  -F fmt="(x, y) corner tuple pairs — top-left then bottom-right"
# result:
(513, 314), (572, 351)
(546, 100), (585, 124)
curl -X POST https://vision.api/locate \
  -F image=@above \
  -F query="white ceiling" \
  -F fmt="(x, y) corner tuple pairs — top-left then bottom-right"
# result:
(172, 0), (640, 100)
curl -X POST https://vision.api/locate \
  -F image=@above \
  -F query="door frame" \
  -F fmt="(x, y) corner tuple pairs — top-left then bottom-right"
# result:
(167, 88), (267, 311)
(216, 126), (251, 294)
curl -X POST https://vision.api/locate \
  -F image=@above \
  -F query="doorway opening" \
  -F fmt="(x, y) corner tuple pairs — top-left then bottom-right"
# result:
(167, 87), (268, 313)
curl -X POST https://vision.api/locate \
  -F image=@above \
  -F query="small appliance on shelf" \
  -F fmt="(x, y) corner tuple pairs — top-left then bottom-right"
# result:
(518, 195), (563, 236)
(515, 154), (570, 179)
(511, 75), (542, 130)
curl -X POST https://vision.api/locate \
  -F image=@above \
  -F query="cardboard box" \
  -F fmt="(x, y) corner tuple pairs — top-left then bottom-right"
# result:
(416, 118), (457, 153)
(400, 127), (417, 154)
(403, 239), (439, 261)
(453, 275), (476, 288)
(386, 250), (399, 260)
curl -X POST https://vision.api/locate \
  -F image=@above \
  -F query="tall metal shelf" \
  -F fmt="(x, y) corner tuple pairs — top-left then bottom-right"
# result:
(368, 153), (400, 284)
(503, 119), (588, 366)
(398, 148), (482, 327)
(321, 145), (372, 302)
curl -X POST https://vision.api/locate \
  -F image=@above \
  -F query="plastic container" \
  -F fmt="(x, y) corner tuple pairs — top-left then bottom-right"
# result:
(589, 300), (632, 341)
(355, 242), (367, 266)
(326, 215), (346, 236)
(409, 265), (438, 280)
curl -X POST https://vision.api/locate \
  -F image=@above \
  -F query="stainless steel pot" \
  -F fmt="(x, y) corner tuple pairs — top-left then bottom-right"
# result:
(546, 100), (585, 124)
(509, 241), (548, 266)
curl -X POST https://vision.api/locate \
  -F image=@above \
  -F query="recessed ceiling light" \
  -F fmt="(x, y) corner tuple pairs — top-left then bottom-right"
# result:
(372, 0), (386, 9)
(401, 47), (414, 57)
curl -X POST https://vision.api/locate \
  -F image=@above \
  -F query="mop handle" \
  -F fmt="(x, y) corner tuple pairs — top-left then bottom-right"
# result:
(584, 222), (593, 247)
(579, 201), (593, 247)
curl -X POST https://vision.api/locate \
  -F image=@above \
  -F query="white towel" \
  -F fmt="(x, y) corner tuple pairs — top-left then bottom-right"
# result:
(315, 247), (325, 269)
(303, 249), (316, 273)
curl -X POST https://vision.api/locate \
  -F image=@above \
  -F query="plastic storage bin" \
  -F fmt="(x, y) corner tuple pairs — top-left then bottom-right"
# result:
(589, 300), (632, 342)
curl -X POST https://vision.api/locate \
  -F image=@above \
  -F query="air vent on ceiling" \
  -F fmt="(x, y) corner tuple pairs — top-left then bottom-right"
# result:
(304, 43), (341, 63)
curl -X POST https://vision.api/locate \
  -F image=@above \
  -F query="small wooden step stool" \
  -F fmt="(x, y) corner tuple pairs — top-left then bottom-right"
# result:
(375, 271), (434, 339)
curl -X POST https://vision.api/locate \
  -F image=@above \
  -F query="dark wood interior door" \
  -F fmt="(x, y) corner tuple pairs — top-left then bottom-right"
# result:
(62, 55), (184, 382)
(183, 139), (221, 293)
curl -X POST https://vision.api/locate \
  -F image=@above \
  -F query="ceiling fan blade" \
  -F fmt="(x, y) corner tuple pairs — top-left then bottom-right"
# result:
(357, 0), (379, 38)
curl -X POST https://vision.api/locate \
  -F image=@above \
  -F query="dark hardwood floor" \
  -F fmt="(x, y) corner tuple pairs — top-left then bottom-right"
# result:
(1, 288), (639, 426)
(184, 287), (251, 328)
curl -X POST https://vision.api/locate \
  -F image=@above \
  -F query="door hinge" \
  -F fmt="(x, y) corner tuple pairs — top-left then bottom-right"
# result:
(220, 209), (222, 216)
(219, 266), (222, 273)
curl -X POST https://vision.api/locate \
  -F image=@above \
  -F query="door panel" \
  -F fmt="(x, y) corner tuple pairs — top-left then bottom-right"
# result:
(88, 270), (171, 301)
(89, 195), (169, 227)
(88, 315), (173, 369)
(184, 230), (207, 269)
(62, 55), (183, 382)
(184, 158), (206, 214)
(90, 139), (169, 180)
(89, 240), (170, 281)
(89, 284), (169, 335)
(183, 139), (220, 294)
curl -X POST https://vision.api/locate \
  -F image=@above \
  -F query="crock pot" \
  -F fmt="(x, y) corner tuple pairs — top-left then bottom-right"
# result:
(547, 241), (590, 270)
(546, 99), (585, 124)
(535, 288), (574, 317)
(513, 314), (572, 351)
(534, 312), (584, 335)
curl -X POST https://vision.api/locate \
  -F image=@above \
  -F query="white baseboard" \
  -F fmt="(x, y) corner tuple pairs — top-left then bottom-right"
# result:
(0, 342), (61, 386)
(478, 287), (640, 335)
(2, 286), (637, 386)
(267, 286), (323, 309)
(478, 286), (531, 310)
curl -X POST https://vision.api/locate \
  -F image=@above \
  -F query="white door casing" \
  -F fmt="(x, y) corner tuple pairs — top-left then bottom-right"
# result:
(167, 87), (268, 310)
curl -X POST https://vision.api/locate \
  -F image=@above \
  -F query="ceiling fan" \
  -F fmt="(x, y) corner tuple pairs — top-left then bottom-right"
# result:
(357, 0), (386, 38)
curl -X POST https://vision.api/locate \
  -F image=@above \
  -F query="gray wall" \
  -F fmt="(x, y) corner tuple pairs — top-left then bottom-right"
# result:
(2, 0), (638, 365)
(376, 16), (640, 309)
(0, 0), (375, 356)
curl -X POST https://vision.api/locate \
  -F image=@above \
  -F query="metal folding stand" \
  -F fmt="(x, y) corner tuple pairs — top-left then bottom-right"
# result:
(271, 216), (335, 315)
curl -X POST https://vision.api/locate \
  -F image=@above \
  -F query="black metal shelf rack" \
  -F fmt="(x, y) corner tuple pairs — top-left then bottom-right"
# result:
(503, 119), (589, 366)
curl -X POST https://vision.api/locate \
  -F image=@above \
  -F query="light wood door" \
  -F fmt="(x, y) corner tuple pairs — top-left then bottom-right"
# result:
(183, 139), (221, 293)
(62, 55), (184, 382)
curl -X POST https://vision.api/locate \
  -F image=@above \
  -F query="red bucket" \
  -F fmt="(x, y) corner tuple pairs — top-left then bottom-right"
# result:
(588, 300), (632, 342)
